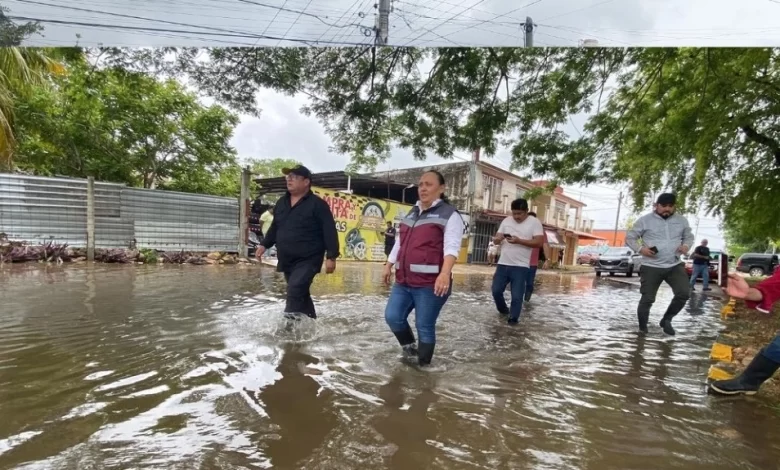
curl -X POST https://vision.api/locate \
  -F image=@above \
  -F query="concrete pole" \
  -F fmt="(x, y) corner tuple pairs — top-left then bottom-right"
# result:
(467, 148), (479, 263)
(86, 176), (95, 262)
(238, 167), (251, 258)
(613, 191), (623, 246)
(524, 16), (534, 47)
(376, 0), (390, 46)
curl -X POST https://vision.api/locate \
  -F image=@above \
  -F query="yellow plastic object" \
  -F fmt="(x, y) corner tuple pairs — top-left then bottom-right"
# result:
(721, 302), (735, 319)
(708, 365), (735, 381)
(710, 343), (733, 362)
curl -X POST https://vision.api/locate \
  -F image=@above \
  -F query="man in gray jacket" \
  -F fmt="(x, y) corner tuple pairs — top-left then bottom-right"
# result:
(626, 193), (694, 335)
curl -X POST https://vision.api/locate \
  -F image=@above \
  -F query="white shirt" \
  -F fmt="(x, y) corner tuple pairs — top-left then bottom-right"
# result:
(497, 216), (544, 268)
(387, 199), (464, 264)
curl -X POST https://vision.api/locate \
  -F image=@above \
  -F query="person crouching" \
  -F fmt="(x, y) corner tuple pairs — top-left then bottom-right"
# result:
(382, 170), (464, 367)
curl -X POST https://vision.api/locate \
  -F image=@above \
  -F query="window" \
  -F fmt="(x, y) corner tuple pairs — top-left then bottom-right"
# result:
(516, 185), (525, 199)
(482, 174), (502, 210)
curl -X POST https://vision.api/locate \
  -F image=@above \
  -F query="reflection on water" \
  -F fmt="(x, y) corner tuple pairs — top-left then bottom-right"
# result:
(1, 263), (780, 469)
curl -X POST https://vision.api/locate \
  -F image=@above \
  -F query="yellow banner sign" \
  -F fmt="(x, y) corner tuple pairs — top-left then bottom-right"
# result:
(312, 187), (412, 262)
(312, 186), (469, 263)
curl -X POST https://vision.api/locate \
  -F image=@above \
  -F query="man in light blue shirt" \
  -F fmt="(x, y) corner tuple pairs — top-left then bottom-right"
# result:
(625, 193), (694, 335)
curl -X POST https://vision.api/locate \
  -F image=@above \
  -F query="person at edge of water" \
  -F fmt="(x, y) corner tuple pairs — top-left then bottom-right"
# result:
(382, 170), (464, 367)
(524, 211), (548, 302)
(259, 205), (274, 237)
(711, 270), (780, 395)
(689, 239), (713, 292)
(491, 199), (545, 324)
(381, 221), (396, 261)
(625, 193), (694, 335)
(255, 165), (340, 320)
(487, 239), (498, 266)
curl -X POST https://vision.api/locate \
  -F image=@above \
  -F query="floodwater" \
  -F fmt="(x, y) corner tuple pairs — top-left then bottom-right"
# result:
(1, 264), (779, 470)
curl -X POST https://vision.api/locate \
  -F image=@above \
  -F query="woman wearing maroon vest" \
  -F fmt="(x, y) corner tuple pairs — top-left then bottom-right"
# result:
(382, 170), (465, 367)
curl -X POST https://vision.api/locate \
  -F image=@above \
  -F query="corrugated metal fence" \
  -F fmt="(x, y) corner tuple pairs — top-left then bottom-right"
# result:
(0, 174), (239, 252)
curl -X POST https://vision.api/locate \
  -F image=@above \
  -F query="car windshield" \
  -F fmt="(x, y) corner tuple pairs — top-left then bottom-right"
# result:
(604, 248), (631, 256)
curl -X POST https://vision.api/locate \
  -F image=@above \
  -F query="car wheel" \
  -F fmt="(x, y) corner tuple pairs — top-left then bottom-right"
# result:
(749, 267), (765, 277)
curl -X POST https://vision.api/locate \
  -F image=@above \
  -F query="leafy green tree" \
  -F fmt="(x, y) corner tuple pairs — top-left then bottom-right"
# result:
(13, 54), (240, 191)
(174, 47), (780, 240)
(0, 6), (42, 46)
(0, 46), (62, 170)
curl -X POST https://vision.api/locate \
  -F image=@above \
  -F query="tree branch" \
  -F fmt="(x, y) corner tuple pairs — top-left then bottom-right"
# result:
(740, 124), (780, 166)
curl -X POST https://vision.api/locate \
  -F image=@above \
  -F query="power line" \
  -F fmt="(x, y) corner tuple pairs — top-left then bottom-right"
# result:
(401, 0), (487, 46)
(8, 15), (371, 45)
(537, 0), (618, 22)
(416, 0), (546, 46)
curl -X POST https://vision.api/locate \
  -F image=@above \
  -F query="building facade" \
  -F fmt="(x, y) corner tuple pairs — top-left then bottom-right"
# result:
(373, 159), (603, 266)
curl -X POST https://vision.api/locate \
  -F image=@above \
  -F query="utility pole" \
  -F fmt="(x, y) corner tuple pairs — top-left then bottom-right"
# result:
(466, 147), (479, 263)
(523, 16), (534, 47)
(613, 191), (623, 246)
(375, 0), (390, 46)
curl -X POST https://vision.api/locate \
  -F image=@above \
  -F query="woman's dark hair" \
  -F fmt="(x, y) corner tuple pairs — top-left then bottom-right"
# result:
(424, 169), (449, 203)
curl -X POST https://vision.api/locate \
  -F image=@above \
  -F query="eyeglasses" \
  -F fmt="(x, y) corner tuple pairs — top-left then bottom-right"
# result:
(285, 174), (304, 181)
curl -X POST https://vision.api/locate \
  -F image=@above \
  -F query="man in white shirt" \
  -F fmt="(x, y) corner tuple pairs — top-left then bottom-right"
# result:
(491, 198), (545, 324)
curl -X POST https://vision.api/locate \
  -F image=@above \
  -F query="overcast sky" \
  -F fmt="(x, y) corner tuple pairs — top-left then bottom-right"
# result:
(9, 0), (759, 248)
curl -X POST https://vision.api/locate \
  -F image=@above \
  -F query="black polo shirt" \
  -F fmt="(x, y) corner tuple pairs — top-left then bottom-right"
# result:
(261, 191), (340, 271)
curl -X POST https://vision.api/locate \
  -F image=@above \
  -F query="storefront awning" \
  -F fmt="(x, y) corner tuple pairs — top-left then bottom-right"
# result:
(545, 229), (565, 249)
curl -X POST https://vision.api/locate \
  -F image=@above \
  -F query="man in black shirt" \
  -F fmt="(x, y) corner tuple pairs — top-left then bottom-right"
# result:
(689, 239), (712, 291)
(381, 221), (396, 260)
(256, 165), (340, 319)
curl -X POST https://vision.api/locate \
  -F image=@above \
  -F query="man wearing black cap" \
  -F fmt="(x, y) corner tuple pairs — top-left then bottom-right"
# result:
(255, 165), (340, 319)
(625, 193), (694, 335)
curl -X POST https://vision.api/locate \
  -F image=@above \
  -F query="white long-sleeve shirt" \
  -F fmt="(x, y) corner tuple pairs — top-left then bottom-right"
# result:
(387, 199), (464, 265)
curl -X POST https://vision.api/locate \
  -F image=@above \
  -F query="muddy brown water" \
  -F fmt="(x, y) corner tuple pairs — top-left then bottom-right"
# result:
(1, 263), (779, 470)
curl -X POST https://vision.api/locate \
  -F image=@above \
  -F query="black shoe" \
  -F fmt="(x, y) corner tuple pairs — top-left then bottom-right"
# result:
(659, 318), (675, 336)
(710, 350), (780, 395)
(418, 342), (435, 366)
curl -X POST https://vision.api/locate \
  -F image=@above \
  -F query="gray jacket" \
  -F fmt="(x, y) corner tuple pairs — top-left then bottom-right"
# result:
(625, 212), (694, 269)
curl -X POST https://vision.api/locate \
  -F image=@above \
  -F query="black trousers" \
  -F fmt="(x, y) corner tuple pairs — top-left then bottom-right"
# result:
(283, 261), (319, 318)
(638, 263), (691, 327)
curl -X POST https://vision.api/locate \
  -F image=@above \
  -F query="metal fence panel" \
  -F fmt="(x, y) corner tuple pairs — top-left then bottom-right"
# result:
(0, 174), (239, 252)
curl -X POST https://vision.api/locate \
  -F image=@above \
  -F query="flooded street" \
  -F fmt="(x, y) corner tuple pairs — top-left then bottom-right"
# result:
(1, 263), (780, 470)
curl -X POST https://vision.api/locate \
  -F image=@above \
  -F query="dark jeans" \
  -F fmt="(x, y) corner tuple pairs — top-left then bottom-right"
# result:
(283, 261), (319, 318)
(384, 283), (450, 344)
(525, 266), (538, 301)
(690, 263), (710, 288)
(638, 264), (691, 328)
(491, 264), (530, 322)
(765, 334), (780, 363)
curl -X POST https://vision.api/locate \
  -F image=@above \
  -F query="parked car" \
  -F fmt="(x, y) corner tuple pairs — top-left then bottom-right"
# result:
(684, 249), (721, 283)
(594, 247), (642, 277)
(577, 248), (601, 265)
(735, 253), (779, 277)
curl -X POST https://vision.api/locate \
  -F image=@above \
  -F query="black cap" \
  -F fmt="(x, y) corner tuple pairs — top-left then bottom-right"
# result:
(656, 193), (676, 205)
(281, 165), (312, 179)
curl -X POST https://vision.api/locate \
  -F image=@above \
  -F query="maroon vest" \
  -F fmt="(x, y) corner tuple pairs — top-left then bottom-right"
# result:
(395, 201), (459, 287)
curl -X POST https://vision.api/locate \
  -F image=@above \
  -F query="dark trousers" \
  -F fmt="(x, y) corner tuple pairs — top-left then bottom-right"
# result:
(283, 261), (319, 318)
(491, 264), (530, 322)
(638, 264), (691, 328)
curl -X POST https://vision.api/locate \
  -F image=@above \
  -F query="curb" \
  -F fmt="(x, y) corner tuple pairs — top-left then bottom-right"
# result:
(707, 297), (739, 382)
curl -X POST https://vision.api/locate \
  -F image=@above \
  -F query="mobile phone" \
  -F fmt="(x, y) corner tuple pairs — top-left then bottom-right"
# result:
(649, 246), (658, 254)
(504, 233), (512, 238)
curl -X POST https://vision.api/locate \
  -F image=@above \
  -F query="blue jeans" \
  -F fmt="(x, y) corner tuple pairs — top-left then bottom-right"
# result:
(384, 283), (450, 344)
(525, 266), (538, 301)
(491, 264), (530, 322)
(690, 263), (710, 288)
(764, 334), (780, 363)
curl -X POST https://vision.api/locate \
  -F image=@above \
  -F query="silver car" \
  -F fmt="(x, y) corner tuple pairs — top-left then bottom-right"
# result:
(594, 247), (642, 277)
